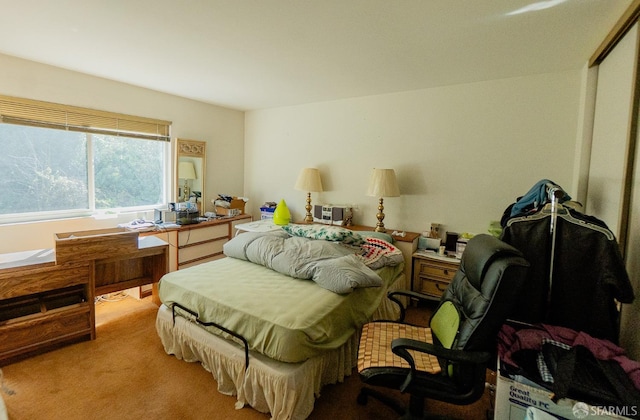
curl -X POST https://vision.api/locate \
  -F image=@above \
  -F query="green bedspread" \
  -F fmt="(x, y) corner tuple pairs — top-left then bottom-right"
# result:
(158, 235), (403, 363)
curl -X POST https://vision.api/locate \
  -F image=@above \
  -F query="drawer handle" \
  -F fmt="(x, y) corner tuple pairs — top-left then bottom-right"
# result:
(436, 283), (447, 292)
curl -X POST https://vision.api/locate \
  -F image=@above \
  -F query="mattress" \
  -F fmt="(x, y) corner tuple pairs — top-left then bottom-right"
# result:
(158, 255), (403, 363)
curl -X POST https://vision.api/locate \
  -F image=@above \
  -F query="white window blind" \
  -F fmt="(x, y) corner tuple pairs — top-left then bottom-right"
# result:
(0, 94), (171, 141)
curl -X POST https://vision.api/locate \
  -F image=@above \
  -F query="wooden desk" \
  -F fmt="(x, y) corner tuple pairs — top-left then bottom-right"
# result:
(0, 235), (168, 365)
(94, 236), (168, 304)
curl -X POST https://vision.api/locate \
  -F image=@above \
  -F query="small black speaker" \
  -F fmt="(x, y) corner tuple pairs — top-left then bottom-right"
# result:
(445, 232), (459, 251)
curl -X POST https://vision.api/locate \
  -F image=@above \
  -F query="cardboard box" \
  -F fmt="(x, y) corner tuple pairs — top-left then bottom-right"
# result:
(495, 365), (634, 420)
(216, 198), (245, 216)
(215, 206), (241, 216)
(55, 227), (139, 264)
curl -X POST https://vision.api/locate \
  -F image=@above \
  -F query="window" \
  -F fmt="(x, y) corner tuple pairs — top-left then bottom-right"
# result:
(0, 95), (171, 223)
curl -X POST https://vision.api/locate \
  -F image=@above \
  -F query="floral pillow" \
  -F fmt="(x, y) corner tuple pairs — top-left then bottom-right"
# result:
(282, 224), (365, 246)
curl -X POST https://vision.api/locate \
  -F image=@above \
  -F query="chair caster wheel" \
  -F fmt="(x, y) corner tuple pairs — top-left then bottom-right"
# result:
(357, 391), (368, 406)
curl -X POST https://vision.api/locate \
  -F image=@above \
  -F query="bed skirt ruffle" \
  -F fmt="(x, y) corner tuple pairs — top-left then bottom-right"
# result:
(156, 304), (360, 420)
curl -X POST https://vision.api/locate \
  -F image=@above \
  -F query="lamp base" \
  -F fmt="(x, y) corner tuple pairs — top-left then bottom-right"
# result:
(183, 182), (191, 202)
(375, 198), (386, 233)
(304, 192), (313, 222)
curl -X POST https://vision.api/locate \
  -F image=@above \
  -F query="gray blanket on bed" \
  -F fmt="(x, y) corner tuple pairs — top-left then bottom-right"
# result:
(223, 231), (383, 293)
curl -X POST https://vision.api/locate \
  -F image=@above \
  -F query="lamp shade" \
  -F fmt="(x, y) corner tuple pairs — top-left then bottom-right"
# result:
(366, 168), (400, 197)
(294, 168), (323, 192)
(178, 161), (197, 180)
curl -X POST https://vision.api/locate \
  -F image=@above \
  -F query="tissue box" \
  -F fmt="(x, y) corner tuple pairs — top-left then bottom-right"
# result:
(260, 207), (275, 220)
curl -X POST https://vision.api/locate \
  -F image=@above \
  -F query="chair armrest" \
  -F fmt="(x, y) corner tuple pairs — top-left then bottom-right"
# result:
(387, 290), (440, 322)
(391, 337), (491, 393)
(391, 338), (490, 365)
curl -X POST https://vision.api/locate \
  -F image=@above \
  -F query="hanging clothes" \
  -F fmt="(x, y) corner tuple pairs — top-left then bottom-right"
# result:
(501, 190), (633, 343)
(510, 179), (572, 219)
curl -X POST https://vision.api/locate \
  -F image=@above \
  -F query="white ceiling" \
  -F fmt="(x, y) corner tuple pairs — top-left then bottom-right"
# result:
(0, 0), (632, 111)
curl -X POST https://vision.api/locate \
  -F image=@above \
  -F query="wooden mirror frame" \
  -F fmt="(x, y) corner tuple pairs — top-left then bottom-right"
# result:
(176, 139), (206, 214)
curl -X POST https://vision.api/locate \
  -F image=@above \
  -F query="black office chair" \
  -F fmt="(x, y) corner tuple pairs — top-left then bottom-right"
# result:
(357, 234), (529, 419)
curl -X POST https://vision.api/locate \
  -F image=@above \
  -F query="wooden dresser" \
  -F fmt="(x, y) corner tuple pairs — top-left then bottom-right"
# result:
(145, 214), (252, 271)
(412, 251), (461, 299)
(176, 214), (250, 269)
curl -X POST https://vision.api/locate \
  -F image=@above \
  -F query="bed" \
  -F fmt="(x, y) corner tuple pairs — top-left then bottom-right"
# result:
(155, 225), (406, 419)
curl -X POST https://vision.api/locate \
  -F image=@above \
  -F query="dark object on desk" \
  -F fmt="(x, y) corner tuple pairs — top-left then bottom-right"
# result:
(445, 231), (458, 251)
(176, 209), (199, 225)
(357, 234), (529, 418)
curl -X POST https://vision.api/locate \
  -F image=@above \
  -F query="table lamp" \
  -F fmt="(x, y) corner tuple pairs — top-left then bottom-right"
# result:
(366, 168), (400, 232)
(178, 161), (197, 202)
(294, 168), (324, 222)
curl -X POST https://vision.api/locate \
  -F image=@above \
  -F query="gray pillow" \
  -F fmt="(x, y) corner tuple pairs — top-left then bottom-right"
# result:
(312, 254), (382, 294)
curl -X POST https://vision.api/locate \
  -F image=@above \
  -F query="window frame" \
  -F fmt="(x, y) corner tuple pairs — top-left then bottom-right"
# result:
(0, 95), (172, 224)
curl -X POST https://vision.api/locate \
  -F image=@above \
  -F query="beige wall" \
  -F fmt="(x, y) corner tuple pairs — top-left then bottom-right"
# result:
(245, 70), (582, 236)
(0, 53), (585, 251)
(0, 53), (245, 253)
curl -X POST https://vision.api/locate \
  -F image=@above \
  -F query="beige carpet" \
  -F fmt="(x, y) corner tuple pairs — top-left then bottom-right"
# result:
(1, 296), (495, 419)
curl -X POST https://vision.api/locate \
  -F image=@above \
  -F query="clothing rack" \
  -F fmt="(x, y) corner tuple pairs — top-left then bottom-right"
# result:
(546, 183), (565, 308)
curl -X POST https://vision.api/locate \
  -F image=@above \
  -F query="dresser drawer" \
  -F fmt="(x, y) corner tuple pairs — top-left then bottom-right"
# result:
(0, 304), (93, 356)
(179, 253), (225, 269)
(178, 238), (226, 265)
(0, 263), (90, 300)
(178, 224), (229, 246)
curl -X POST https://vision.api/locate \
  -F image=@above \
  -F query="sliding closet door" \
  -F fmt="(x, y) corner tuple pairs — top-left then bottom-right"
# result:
(621, 118), (640, 360)
(586, 22), (639, 249)
(588, 6), (640, 358)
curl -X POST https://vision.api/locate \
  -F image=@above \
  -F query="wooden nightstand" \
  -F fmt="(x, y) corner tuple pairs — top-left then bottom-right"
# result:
(412, 251), (461, 299)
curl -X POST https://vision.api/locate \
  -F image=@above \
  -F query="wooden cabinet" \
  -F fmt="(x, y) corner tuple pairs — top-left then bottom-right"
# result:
(412, 252), (460, 299)
(0, 254), (94, 365)
(175, 214), (251, 269)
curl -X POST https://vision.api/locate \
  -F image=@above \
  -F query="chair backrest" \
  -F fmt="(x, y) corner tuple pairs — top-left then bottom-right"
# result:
(431, 234), (529, 354)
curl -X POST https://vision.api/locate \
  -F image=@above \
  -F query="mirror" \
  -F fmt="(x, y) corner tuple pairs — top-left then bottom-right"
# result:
(176, 139), (206, 215)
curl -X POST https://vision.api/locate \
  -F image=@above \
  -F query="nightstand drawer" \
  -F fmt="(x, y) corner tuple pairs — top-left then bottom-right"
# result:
(415, 260), (458, 281)
(416, 277), (450, 297)
(412, 252), (461, 299)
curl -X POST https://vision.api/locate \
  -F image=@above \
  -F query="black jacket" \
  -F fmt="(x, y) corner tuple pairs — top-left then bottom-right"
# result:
(501, 208), (634, 343)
